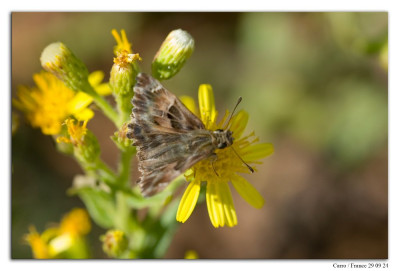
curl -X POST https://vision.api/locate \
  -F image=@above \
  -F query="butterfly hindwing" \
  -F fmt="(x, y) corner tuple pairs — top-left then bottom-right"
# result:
(127, 73), (214, 196)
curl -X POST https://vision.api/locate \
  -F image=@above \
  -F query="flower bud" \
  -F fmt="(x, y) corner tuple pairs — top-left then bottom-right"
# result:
(100, 230), (128, 258)
(75, 129), (100, 165)
(40, 42), (90, 92)
(110, 51), (141, 120)
(112, 122), (135, 150)
(152, 29), (194, 80)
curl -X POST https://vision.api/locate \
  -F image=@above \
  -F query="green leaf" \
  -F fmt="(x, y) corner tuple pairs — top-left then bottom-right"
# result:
(124, 176), (186, 209)
(71, 187), (116, 228)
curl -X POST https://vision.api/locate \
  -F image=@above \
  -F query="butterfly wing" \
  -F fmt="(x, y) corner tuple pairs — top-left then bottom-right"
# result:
(127, 73), (214, 196)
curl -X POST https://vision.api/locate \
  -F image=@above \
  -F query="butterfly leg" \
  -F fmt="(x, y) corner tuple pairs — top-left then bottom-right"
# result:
(208, 153), (220, 177)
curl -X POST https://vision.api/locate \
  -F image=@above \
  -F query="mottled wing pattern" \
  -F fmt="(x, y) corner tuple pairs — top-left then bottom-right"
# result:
(127, 73), (215, 196)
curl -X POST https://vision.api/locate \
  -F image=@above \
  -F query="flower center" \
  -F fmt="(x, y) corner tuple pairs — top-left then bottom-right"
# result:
(191, 144), (244, 182)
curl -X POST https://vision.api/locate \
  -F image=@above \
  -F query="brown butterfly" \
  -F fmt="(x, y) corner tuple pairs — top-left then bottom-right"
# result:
(127, 73), (252, 197)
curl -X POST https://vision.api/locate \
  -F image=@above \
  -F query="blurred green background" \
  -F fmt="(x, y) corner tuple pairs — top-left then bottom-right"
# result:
(11, 12), (388, 259)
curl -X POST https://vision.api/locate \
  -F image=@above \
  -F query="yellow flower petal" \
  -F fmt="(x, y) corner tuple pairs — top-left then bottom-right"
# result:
(68, 92), (93, 113)
(88, 70), (104, 86)
(180, 95), (199, 116)
(72, 108), (94, 121)
(198, 84), (217, 128)
(41, 122), (62, 135)
(60, 208), (91, 236)
(94, 83), (112, 96)
(229, 110), (249, 139)
(231, 174), (264, 209)
(88, 71), (111, 95)
(184, 168), (195, 180)
(206, 181), (230, 228)
(218, 182), (237, 227)
(241, 143), (274, 162)
(24, 226), (50, 259)
(206, 182), (220, 227)
(13, 86), (36, 111)
(176, 179), (201, 223)
(112, 29), (132, 55)
(12, 98), (27, 112)
(217, 109), (230, 128)
(112, 29), (123, 45)
(33, 72), (49, 90)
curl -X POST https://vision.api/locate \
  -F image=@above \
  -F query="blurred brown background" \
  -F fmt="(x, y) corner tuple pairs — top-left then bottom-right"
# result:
(11, 12), (388, 259)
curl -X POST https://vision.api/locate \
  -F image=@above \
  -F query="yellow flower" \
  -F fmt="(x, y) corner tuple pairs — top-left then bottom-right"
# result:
(57, 118), (88, 147)
(113, 50), (142, 67)
(111, 29), (132, 55)
(13, 70), (110, 135)
(48, 208), (91, 257)
(100, 229), (128, 258)
(184, 250), (199, 259)
(176, 85), (274, 228)
(24, 226), (50, 259)
(24, 208), (91, 259)
(59, 208), (91, 237)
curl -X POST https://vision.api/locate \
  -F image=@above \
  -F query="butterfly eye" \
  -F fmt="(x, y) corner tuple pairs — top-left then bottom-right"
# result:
(217, 142), (228, 149)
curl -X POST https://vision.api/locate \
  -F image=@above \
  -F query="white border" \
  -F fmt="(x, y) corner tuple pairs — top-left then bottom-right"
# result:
(2, 1), (397, 271)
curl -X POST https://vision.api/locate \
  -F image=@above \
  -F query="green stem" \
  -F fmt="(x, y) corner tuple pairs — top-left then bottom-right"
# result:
(96, 159), (117, 183)
(118, 111), (131, 129)
(115, 192), (134, 231)
(115, 94), (133, 128)
(117, 147), (135, 187)
(154, 199), (180, 258)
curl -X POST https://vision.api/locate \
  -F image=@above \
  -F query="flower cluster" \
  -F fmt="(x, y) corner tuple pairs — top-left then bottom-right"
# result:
(14, 27), (273, 259)
(12, 71), (109, 135)
(24, 208), (91, 259)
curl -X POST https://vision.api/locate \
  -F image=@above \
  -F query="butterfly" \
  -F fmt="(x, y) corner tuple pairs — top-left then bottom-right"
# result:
(127, 73), (252, 197)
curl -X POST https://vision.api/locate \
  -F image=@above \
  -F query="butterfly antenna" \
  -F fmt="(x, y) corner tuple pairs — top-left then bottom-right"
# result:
(223, 97), (242, 130)
(231, 146), (254, 173)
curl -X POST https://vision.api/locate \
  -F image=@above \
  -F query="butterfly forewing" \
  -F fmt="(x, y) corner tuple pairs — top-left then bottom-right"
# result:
(127, 73), (215, 196)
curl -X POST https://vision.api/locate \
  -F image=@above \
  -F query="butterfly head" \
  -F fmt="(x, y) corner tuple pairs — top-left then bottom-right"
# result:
(213, 129), (234, 149)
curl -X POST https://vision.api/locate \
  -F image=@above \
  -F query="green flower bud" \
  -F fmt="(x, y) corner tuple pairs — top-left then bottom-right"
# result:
(75, 130), (100, 166)
(112, 122), (135, 150)
(152, 29), (195, 80)
(100, 230), (128, 258)
(110, 53), (141, 96)
(110, 52), (141, 122)
(40, 42), (90, 92)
